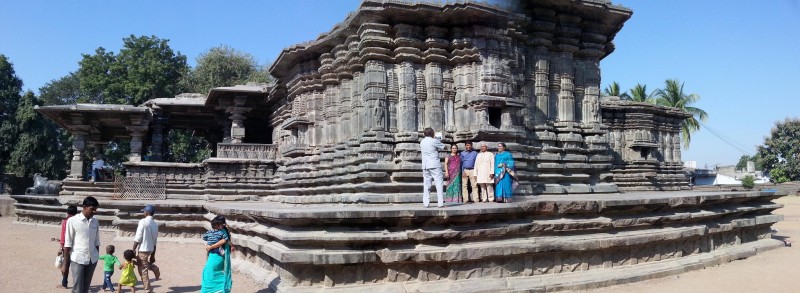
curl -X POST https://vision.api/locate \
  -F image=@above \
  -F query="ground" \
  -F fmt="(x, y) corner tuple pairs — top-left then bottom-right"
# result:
(1, 197), (799, 293)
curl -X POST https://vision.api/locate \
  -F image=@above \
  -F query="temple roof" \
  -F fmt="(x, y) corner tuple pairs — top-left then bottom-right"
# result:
(35, 104), (151, 143)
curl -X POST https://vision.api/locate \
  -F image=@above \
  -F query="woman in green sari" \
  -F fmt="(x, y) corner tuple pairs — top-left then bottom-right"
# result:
(201, 216), (233, 293)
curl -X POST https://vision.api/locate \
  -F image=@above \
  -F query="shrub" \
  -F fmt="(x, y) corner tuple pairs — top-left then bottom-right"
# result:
(741, 175), (756, 190)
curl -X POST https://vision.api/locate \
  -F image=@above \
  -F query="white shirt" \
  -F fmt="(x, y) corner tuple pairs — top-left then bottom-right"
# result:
(134, 215), (158, 252)
(420, 137), (445, 169)
(64, 212), (101, 265)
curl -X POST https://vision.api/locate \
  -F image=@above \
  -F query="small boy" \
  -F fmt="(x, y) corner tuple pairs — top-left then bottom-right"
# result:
(202, 217), (228, 256)
(99, 245), (121, 292)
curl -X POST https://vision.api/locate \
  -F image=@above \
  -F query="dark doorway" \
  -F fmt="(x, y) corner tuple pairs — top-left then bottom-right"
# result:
(488, 107), (502, 129)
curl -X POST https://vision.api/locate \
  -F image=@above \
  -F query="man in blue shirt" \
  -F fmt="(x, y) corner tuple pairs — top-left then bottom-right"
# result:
(90, 156), (104, 182)
(460, 142), (479, 203)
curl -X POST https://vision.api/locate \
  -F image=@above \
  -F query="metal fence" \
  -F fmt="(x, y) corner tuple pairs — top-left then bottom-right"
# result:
(113, 175), (166, 200)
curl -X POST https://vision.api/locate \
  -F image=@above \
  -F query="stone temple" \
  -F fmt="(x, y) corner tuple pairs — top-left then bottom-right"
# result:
(14, 0), (784, 292)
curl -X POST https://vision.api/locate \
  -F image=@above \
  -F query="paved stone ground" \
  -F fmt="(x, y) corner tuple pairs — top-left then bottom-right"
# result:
(0, 217), (264, 292)
(585, 195), (800, 293)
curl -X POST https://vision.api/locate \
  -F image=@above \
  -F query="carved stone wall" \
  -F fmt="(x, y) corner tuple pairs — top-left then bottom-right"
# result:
(601, 97), (691, 191)
(266, 0), (633, 200)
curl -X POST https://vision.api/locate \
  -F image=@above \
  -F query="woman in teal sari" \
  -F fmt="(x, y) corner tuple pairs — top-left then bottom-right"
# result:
(201, 216), (233, 293)
(494, 143), (516, 203)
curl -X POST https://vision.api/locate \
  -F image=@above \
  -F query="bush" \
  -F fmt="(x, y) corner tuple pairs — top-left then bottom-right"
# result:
(741, 175), (756, 190)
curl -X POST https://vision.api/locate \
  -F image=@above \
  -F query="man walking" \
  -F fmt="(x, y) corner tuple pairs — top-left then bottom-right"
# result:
(420, 127), (446, 208)
(62, 197), (100, 293)
(133, 204), (161, 293)
(460, 142), (479, 203)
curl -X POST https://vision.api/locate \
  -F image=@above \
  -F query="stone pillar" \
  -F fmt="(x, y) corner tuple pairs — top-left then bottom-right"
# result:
(397, 62), (417, 133)
(127, 126), (148, 162)
(323, 86), (338, 144)
(68, 130), (87, 180)
(149, 117), (165, 161)
(227, 105), (252, 144)
(443, 69), (455, 132)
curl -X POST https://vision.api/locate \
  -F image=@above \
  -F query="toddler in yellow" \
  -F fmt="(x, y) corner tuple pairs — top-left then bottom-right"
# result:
(118, 249), (139, 292)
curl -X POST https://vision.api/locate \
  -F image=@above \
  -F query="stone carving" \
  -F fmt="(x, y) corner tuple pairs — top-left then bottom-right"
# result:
(25, 173), (62, 195)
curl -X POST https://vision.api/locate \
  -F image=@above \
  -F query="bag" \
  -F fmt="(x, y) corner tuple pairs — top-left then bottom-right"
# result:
(55, 255), (63, 269)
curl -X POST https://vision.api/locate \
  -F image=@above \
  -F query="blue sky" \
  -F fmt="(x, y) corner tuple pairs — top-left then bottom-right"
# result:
(1, 0), (798, 167)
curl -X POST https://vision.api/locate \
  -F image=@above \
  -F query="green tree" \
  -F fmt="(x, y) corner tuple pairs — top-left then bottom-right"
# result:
(78, 35), (188, 105)
(629, 83), (655, 103)
(736, 155), (751, 171)
(654, 79), (709, 148)
(0, 55), (23, 178)
(602, 81), (630, 99)
(755, 118), (800, 183)
(39, 73), (82, 105)
(183, 45), (271, 94)
(4, 91), (69, 180)
(164, 129), (212, 163)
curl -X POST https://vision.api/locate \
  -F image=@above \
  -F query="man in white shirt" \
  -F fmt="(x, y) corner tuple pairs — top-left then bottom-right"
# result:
(133, 204), (160, 293)
(62, 196), (100, 293)
(419, 127), (446, 208)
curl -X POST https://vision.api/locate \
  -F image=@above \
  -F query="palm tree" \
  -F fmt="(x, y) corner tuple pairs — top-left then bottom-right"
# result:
(602, 81), (630, 99)
(653, 79), (709, 149)
(629, 83), (655, 104)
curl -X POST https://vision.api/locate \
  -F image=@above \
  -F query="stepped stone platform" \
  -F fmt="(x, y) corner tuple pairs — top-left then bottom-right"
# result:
(203, 190), (785, 292)
(11, 190), (787, 291)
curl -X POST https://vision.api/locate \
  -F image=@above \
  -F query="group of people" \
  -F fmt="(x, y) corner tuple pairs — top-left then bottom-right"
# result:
(58, 197), (234, 293)
(419, 127), (517, 208)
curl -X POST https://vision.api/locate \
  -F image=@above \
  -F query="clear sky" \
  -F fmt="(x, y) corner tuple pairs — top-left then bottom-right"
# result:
(1, 0), (798, 168)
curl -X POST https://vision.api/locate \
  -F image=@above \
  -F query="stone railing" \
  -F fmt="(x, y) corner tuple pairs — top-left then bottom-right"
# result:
(216, 143), (277, 160)
(123, 161), (205, 186)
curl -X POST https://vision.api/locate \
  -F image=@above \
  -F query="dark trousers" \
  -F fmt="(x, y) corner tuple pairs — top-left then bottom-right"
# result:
(61, 260), (71, 287)
(70, 261), (97, 293)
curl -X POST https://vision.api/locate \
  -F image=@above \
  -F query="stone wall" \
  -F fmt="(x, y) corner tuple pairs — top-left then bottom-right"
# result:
(601, 97), (691, 191)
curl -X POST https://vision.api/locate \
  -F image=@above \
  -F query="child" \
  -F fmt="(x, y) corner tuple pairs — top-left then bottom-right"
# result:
(202, 217), (229, 256)
(118, 250), (139, 293)
(99, 245), (121, 292)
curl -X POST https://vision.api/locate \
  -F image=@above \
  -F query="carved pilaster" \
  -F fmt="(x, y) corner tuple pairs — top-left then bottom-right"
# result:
(534, 50), (550, 124)
(397, 62), (417, 133)
(425, 62), (444, 131)
(557, 52), (575, 122)
(415, 69), (426, 131)
(364, 60), (387, 132)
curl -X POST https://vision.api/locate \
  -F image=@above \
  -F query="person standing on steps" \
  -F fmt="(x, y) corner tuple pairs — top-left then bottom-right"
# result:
(419, 127), (446, 208)
(459, 141), (479, 203)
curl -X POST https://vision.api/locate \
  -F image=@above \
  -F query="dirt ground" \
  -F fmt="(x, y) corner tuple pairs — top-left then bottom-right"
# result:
(586, 195), (800, 293)
(1, 196), (799, 293)
(0, 217), (264, 292)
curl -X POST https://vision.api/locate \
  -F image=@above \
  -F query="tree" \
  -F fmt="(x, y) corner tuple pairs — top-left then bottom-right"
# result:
(736, 155), (751, 171)
(0, 55), (23, 178)
(654, 79), (708, 148)
(629, 83), (655, 103)
(755, 118), (800, 183)
(183, 45), (271, 94)
(4, 91), (69, 180)
(39, 73), (82, 105)
(602, 81), (630, 99)
(164, 129), (212, 163)
(78, 35), (188, 105)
